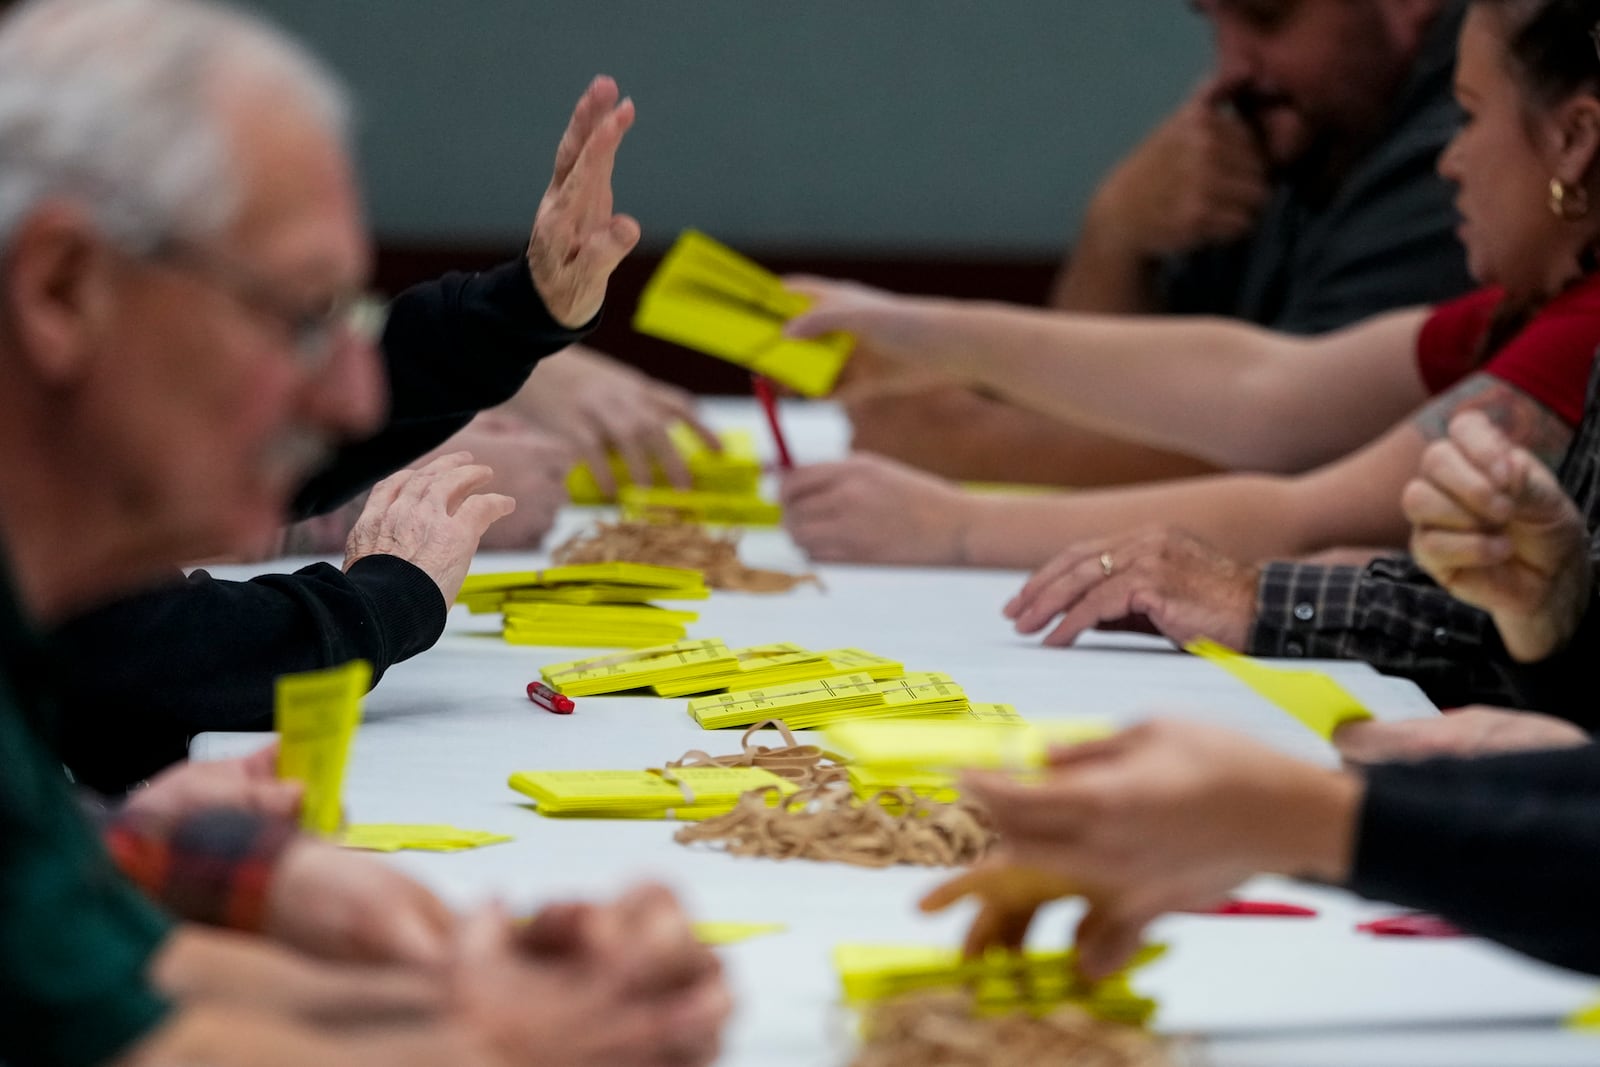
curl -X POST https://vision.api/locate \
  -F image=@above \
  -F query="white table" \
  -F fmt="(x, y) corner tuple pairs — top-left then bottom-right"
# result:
(196, 399), (1600, 1066)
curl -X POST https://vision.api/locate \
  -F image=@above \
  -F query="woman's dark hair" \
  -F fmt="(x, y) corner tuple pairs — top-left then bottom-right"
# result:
(1476, 0), (1600, 107)
(1472, 0), (1600, 362)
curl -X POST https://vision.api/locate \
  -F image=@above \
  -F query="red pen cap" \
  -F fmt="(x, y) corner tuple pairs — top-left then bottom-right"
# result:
(526, 682), (575, 714)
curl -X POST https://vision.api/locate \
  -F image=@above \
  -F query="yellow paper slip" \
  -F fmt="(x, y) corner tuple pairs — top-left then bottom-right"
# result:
(459, 563), (705, 598)
(822, 719), (1114, 772)
(835, 943), (1166, 1025)
(340, 825), (513, 853)
(508, 767), (795, 819)
(694, 921), (788, 946)
(620, 486), (783, 526)
(633, 230), (854, 397)
(542, 639), (738, 695)
(569, 425), (762, 504)
(1187, 639), (1374, 740)
(276, 660), (372, 836)
(689, 672), (968, 730)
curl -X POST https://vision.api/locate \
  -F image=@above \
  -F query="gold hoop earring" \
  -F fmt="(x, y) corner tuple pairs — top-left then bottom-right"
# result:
(1551, 178), (1592, 220)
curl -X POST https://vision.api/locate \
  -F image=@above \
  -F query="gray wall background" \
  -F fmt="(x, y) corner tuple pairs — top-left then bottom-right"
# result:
(244, 3), (1212, 255)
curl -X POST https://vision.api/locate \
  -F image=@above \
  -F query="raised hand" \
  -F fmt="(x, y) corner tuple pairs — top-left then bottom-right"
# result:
(526, 76), (641, 328)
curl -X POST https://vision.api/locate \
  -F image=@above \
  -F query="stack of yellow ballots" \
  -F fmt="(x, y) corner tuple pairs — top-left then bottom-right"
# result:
(566, 422), (774, 520)
(619, 486), (782, 527)
(689, 672), (974, 730)
(824, 717), (1114, 804)
(540, 638), (741, 697)
(633, 230), (855, 398)
(458, 564), (707, 648)
(651, 643), (904, 697)
(823, 718), (1115, 772)
(834, 943), (1167, 1025)
(508, 766), (797, 821)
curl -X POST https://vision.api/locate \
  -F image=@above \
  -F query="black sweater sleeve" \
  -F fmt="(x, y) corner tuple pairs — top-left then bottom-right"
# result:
(57, 557), (445, 792)
(1348, 744), (1600, 976)
(291, 258), (593, 517)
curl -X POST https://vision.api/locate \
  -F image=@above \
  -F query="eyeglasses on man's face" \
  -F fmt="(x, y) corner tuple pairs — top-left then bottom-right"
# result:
(143, 237), (386, 372)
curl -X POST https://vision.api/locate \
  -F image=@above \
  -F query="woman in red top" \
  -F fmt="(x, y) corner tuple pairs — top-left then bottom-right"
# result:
(777, 3), (1600, 574)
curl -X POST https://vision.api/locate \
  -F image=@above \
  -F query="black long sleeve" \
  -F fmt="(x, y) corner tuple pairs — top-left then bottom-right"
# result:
(55, 261), (590, 792)
(1349, 743), (1600, 975)
(292, 258), (593, 515)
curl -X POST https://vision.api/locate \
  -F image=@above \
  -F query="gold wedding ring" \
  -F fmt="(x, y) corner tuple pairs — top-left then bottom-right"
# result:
(1099, 551), (1115, 577)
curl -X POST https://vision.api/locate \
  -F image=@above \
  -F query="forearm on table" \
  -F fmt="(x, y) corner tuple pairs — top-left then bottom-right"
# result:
(885, 298), (1303, 464)
(151, 926), (448, 1028)
(958, 474), (1373, 569)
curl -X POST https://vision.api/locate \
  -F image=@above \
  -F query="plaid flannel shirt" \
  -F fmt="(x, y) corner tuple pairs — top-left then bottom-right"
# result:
(1248, 355), (1600, 721)
(101, 807), (297, 932)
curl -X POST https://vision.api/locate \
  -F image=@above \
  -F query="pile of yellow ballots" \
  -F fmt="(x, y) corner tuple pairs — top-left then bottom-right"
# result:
(652, 642), (902, 697)
(458, 563), (707, 648)
(567, 424), (781, 524)
(539, 639), (905, 698)
(824, 718), (1115, 804)
(619, 486), (782, 526)
(633, 230), (855, 398)
(507, 766), (797, 821)
(834, 943), (1167, 1025)
(689, 672), (985, 730)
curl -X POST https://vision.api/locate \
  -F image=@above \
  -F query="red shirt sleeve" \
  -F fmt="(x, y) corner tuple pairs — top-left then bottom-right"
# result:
(1416, 287), (1500, 395)
(1416, 279), (1600, 427)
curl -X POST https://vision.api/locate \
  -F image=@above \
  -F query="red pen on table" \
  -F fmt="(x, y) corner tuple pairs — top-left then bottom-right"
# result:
(1357, 913), (1463, 938)
(526, 682), (575, 715)
(1190, 899), (1319, 917)
(752, 374), (794, 471)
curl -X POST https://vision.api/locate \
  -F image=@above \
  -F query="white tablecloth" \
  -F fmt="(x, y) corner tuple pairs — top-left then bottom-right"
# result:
(194, 399), (1600, 1065)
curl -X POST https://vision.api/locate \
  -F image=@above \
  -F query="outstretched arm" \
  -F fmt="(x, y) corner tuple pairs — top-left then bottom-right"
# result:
(789, 285), (1428, 474)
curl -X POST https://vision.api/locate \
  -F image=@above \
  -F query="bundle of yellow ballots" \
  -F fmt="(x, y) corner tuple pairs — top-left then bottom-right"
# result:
(652, 643), (904, 697)
(689, 672), (978, 730)
(539, 640), (910, 699)
(834, 943), (1167, 1025)
(619, 486), (782, 527)
(633, 230), (855, 397)
(540, 638), (741, 696)
(826, 717), (1113, 805)
(823, 718), (1115, 773)
(566, 424), (764, 503)
(507, 766), (797, 820)
(458, 563), (707, 648)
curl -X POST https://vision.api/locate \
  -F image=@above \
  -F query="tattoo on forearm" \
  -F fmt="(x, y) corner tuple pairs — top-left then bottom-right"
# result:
(1412, 375), (1574, 470)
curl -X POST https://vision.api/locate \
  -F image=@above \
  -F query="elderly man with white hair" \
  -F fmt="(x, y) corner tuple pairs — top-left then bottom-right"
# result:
(0, 1), (729, 1065)
(28, 6), (667, 792)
